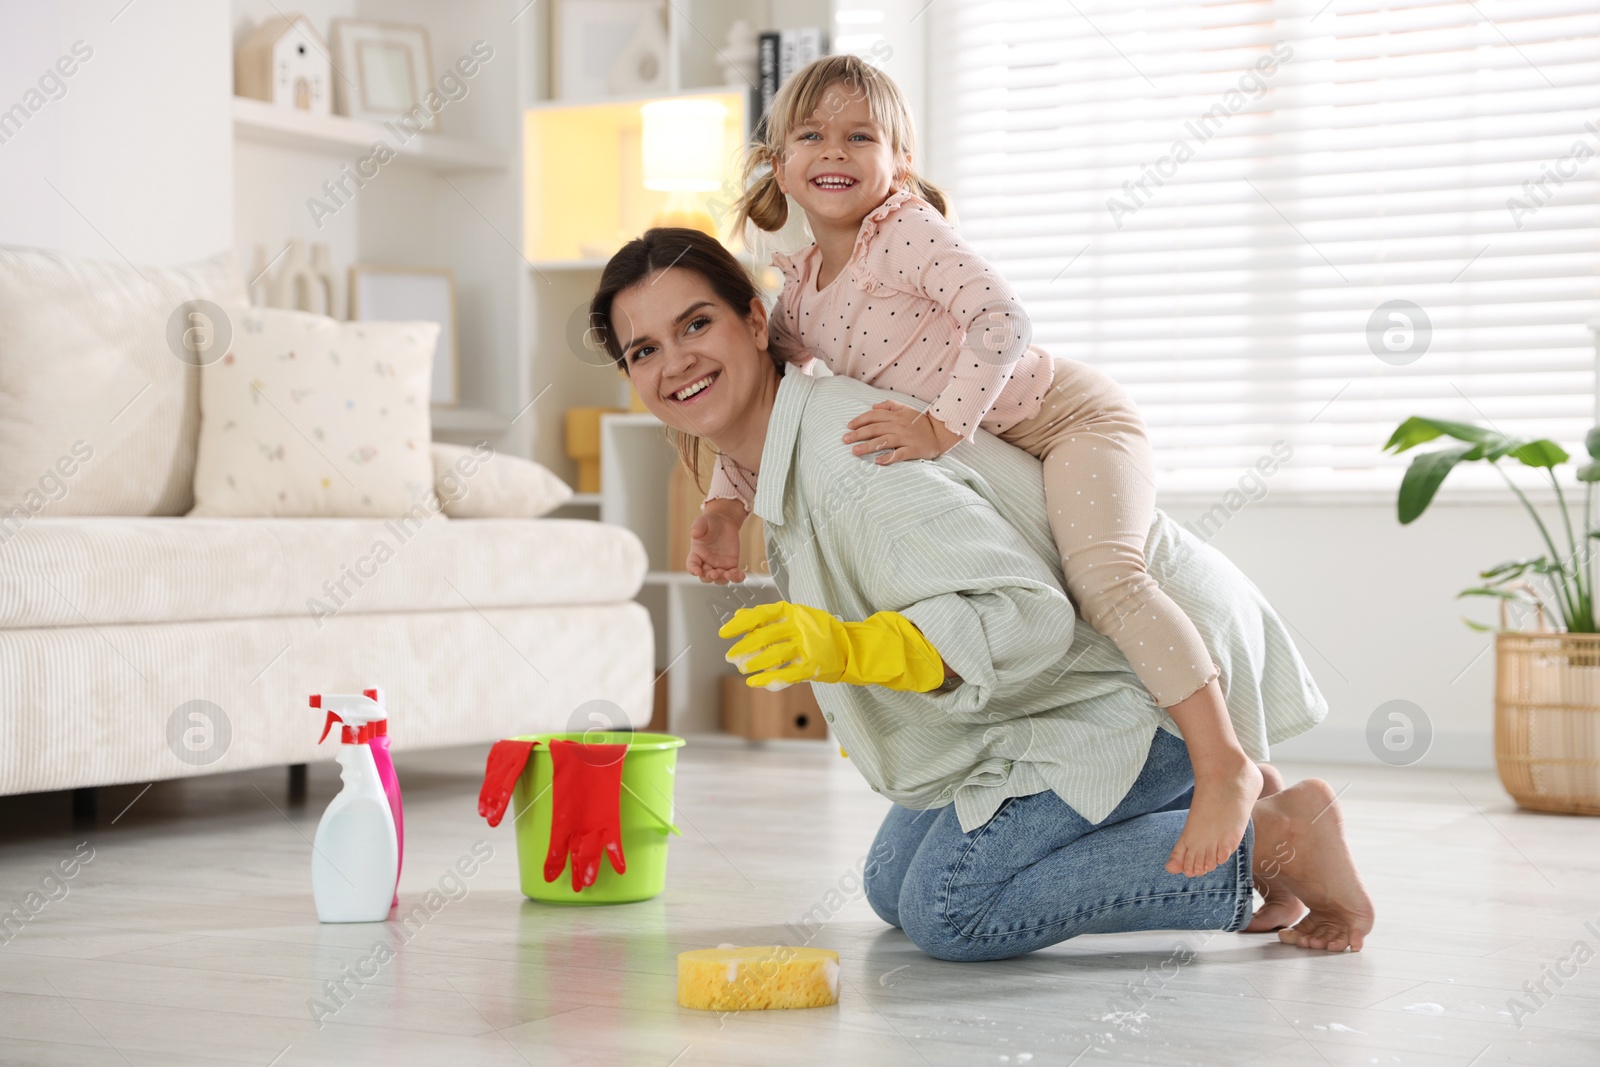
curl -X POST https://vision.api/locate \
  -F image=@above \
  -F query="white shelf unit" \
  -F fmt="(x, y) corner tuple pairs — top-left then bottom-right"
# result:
(527, 258), (616, 273)
(228, 0), (829, 737)
(528, 252), (760, 276)
(519, 67), (796, 736)
(526, 261), (637, 482)
(430, 405), (513, 435)
(600, 413), (783, 734)
(232, 96), (508, 172)
(214, 0), (934, 744)
(230, 0), (535, 461)
(516, 0), (829, 483)
(228, 0), (838, 473)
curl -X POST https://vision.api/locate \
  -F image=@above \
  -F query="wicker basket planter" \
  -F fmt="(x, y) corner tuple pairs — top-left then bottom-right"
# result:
(1495, 630), (1600, 815)
(1385, 414), (1600, 815)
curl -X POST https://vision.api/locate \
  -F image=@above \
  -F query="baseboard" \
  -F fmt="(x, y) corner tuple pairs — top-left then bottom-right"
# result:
(1268, 725), (1495, 770)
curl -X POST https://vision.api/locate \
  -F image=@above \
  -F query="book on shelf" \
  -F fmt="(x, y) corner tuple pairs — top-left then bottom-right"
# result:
(757, 31), (778, 135)
(779, 27), (825, 84)
(753, 27), (828, 141)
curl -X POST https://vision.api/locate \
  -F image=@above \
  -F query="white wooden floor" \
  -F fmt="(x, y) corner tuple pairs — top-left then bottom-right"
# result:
(0, 740), (1597, 1066)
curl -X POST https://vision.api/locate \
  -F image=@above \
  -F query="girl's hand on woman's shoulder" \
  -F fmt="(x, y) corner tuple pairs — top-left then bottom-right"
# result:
(842, 400), (962, 465)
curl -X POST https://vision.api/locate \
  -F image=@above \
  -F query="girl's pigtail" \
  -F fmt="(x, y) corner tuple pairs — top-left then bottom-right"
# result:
(909, 174), (950, 219)
(732, 147), (789, 236)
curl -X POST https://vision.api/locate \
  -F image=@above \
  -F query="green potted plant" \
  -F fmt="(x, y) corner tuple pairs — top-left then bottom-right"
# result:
(1385, 417), (1600, 813)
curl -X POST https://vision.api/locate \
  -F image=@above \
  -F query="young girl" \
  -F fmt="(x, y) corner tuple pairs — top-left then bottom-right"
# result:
(689, 54), (1262, 880)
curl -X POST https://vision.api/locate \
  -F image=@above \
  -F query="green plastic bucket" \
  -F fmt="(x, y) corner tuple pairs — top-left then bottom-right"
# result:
(510, 732), (685, 905)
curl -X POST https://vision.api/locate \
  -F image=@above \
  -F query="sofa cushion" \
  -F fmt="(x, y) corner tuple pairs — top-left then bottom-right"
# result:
(431, 443), (574, 518)
(0, 601), (654, 795)
(0, 516), (646, 628)
(191, 306), (438, 517)
(0, 245), (245, 519)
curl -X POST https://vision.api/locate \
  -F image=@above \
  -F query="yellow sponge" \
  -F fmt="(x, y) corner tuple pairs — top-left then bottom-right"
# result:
(677, 945), (840, 1011)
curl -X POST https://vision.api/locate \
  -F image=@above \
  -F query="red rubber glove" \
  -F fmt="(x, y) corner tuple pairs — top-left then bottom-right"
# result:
(478, 740), (537, 828)
(543, 739), (629, 892)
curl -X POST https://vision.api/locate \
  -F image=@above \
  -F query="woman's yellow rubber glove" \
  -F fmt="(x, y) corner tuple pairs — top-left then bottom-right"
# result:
(719, 601), (945, 693)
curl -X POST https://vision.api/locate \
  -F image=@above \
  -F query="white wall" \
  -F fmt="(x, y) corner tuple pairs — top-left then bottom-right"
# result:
(1163, 495), (1556, 770)
(828, 0), (924, 163)
(0, 0), (232, 265)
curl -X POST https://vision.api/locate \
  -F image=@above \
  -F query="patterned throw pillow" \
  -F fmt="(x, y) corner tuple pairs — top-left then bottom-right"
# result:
(190, 305), (438, 517)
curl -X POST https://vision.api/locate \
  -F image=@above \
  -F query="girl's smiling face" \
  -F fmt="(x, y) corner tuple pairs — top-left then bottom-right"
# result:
(609, 267), (774, 446)
(774, 82), (910, 231)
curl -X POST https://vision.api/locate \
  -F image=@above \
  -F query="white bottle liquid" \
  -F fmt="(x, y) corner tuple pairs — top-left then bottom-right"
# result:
(312, 724), (399, 923)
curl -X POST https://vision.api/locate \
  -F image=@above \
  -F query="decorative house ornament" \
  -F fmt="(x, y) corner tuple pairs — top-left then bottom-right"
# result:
(553, 0), (670, 100)
(606, 5), (671, 96)
(235, 12), (332, 115)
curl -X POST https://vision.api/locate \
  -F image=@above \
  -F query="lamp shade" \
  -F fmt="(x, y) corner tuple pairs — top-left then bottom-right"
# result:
(641, 99), (728, 193)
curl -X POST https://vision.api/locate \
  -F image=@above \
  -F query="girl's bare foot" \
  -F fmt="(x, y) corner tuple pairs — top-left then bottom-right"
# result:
(1242, 763), (1307, 932)
(1249, 779), (1375, 952)
(1166, 754), (1261, 878)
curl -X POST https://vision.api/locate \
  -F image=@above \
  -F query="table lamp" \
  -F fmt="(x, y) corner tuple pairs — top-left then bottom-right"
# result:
(641, 99), (728, 236)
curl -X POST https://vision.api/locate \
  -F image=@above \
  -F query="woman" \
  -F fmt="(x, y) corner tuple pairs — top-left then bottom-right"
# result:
(590, 229), (1375, 959)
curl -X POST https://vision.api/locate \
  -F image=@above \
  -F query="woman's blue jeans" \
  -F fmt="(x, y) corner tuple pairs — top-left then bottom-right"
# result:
(864, 728), (1256, 961)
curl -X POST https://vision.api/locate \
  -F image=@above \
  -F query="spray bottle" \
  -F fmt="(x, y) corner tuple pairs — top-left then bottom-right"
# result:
(356, 688), (404, 907)
(309, 692), (398, 922)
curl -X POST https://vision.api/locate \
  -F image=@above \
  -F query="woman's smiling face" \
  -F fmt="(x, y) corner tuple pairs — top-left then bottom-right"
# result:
(609, 267), (773, 445)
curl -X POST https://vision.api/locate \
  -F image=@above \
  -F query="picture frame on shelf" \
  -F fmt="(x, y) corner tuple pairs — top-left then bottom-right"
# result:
(330, 19), (439, 131)
(553, 0), (670, 100)
(348, 264), (459, 406)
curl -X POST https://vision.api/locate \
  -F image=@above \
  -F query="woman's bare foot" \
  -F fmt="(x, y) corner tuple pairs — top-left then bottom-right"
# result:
(1242, 763), (1307, 932)
(1249, 779), (1375, 952)
(1166, 753), (1261, 878)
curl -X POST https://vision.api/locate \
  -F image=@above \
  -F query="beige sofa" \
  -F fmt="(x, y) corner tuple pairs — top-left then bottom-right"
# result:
(0, 245), (652, 798)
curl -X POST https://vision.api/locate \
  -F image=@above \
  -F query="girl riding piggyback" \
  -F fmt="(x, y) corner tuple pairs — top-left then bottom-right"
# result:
(688, 54), (1270, 886)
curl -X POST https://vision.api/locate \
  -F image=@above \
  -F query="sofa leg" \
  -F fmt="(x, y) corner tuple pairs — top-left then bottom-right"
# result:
(72, 787), (97, 824)
(288, 763), (308, 804)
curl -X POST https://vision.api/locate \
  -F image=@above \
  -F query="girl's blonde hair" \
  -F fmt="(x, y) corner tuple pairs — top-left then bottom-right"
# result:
(732, 54), (948, 236)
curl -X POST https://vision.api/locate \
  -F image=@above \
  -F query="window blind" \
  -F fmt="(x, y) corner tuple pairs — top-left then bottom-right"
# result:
(925, 0), (1600, 494)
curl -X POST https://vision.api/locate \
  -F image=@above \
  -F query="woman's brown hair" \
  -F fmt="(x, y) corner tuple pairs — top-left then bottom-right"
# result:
(589, 227), (794, 488)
